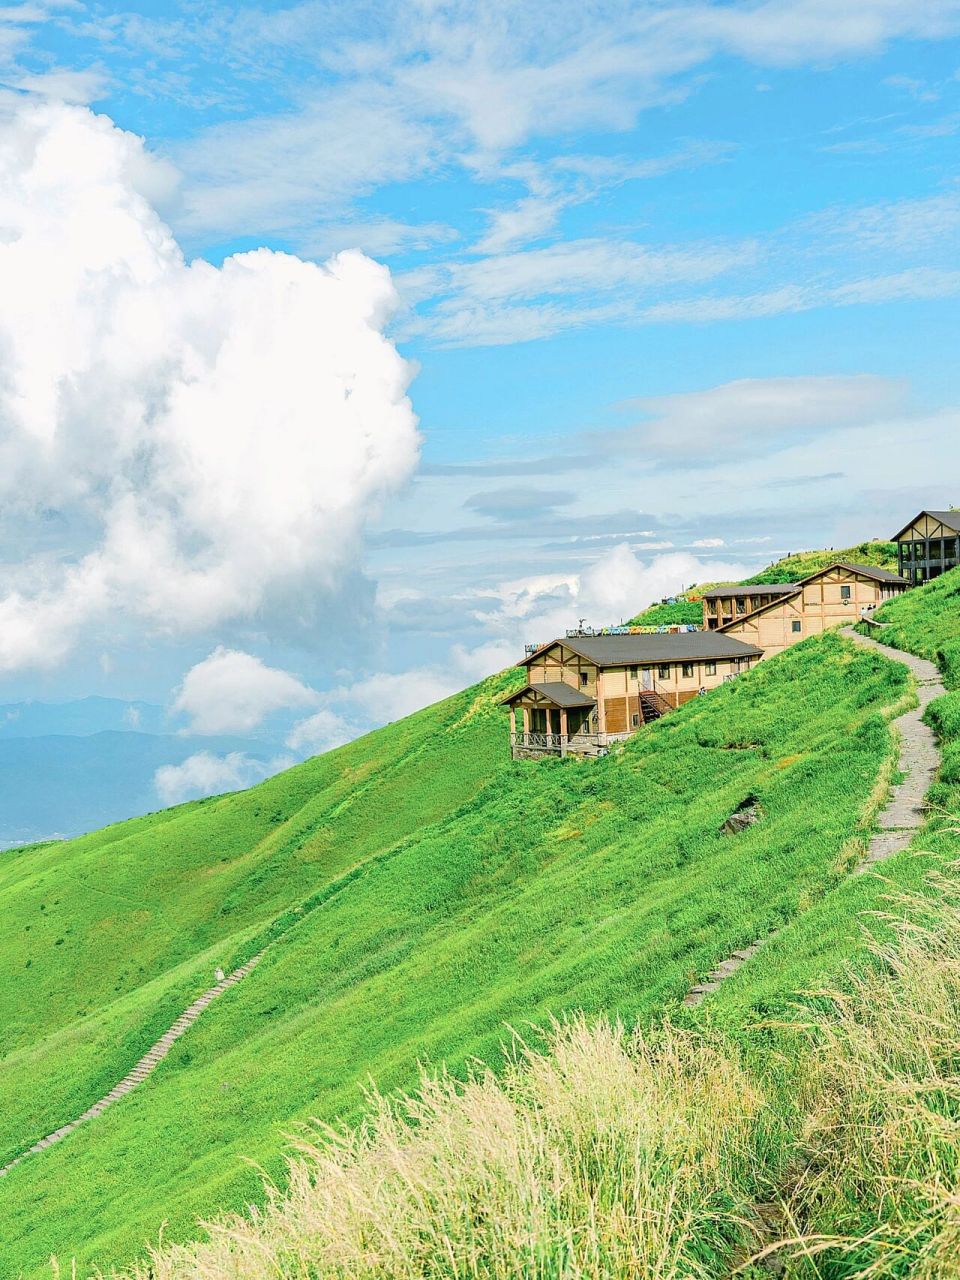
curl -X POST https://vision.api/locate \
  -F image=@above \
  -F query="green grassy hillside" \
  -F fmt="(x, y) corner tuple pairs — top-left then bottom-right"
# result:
(742, 539), (898, 584)
(107, 572), (960, 1280)
(0, 623), (915, 1275)
(626, 597), (702, 626)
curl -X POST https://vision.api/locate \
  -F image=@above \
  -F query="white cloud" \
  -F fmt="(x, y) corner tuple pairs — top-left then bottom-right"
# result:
(323, 637), (519, 727)
(805, 189), (960, 253)
(692, 537), (725, 547)
(626, 374), (905, 458)
(115, 0), (960, 250)
(172, 647), (319, 735)
(174, 86), (441, 240)
(458, 544), (750, 650)
(0, 100), (420, 672)
(405, 236), (754, 345)
(285, 707), (356, 754)
(154, 750), (292, 805)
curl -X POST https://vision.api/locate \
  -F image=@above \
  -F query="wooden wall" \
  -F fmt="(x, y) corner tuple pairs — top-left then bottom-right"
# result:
(721, 567), (907, 657)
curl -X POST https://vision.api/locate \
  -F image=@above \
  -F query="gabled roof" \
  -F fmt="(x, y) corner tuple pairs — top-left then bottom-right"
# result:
(833, 561), (907, 584)
(521, 632), (762, 667)
(700, 582), (798, 600)
(718, 560), (907, 632)
(500, 681), (597, 708)
(892, 509), (960, 540)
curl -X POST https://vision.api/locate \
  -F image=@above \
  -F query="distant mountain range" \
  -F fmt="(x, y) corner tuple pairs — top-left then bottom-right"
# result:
(0, 698), (280, 846)
(0, 695), (167, 739)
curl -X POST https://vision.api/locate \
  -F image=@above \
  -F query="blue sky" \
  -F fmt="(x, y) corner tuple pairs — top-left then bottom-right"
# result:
(0, 1), (959, 801)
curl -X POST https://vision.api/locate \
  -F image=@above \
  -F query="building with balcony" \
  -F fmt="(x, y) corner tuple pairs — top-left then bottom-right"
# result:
(892, 510), (960, 585)
(700, 582), (798, 629)
(718, 561), (908, 657)
(501, 632), (762, 758)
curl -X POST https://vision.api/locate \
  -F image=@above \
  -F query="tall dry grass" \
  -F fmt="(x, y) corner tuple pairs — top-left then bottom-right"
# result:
(776, 872), (960, 1279)
(114, 1017), (764, 1280)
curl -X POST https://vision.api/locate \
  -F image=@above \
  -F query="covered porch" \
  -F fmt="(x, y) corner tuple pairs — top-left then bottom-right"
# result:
(500, 681), (601, 759)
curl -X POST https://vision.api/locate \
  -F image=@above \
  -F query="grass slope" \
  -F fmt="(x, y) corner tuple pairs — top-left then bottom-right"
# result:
(626, 598), (702, 627)
(0, 632), (911, 1275)
(741, 539), (898, 585)
(108, 574), (960, 1280)
(0, 673), (519, 1174)
(704, 569), (960, 1026)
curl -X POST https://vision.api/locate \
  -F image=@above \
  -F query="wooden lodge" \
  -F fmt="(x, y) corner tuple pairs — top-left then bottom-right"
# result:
(893, 510), (960, 585)
(502, 632), (762, 758)
(500, 508), (949, 762)
(700, 582), (798, 630)
(717, 561), (908, 657)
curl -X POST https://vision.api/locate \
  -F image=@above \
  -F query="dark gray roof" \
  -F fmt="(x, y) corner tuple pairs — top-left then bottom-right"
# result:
(501, 681), (597, 708)
(892, 510), (960, 539)
(832, 562), (908, 584)
(523, 633), (763, 666)
(700, 583), (798, 599)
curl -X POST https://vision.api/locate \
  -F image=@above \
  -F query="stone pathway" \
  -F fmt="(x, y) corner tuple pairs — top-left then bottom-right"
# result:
(0, 952), (263, 1177)
(683, 628), (944, 1008)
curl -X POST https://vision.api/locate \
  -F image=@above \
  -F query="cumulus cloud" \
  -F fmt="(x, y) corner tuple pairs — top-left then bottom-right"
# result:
(0, 99), (420, 673)
(476, 544), (750, 644)
(154, 750), (292, 805)
(285, 707), (356, 754)
(172, 647), (320, 735)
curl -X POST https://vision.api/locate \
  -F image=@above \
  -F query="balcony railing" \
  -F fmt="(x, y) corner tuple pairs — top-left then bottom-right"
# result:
(510, 731), (634, 759)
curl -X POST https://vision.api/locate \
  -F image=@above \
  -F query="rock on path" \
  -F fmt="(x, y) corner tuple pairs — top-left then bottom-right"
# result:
(683, 627), (944, 1008)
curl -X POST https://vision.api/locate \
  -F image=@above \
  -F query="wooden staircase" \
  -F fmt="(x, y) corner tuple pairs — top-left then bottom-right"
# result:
(639, 688), (673, 723)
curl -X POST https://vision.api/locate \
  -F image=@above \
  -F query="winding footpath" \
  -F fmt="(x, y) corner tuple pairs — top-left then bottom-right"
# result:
(684, 627), (945, 1008)
(0, 952), (264, 1178)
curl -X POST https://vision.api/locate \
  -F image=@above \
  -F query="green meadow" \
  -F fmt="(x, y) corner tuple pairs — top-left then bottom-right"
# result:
(0, 618), (916, 1275)
(626, 596), (703, 626)
(120, 568), (960, 1280)
(742, 539), (899, 584)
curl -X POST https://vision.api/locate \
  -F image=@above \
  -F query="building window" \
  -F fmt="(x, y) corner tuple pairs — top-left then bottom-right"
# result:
(629, 665), (638, 679)
(681, 663), (694, 679)
(579, 671), (588, 687)
(704, 661), (716, 675)
(792, 620), (802, 633)
(736, 598), (746, 614)
(631, 712), (640, 727)
(658, 664), (671, 680)
(840, 585), (851, 601)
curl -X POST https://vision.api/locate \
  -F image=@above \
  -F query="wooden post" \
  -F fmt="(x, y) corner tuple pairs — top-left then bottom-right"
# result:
(596, 671), (606, 746)
(560, 709), (568, 757)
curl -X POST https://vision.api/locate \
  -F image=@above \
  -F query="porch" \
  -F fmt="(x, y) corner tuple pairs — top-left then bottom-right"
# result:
(509, 729), (632, 759)
(500, 680), (599, 760)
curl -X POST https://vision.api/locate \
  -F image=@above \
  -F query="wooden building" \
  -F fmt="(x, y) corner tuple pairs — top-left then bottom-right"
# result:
(700, 582), (798, 630)
(718, 561), (908, 657)
(502, 632), (762, 758)
(892, 510), (960, 585)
